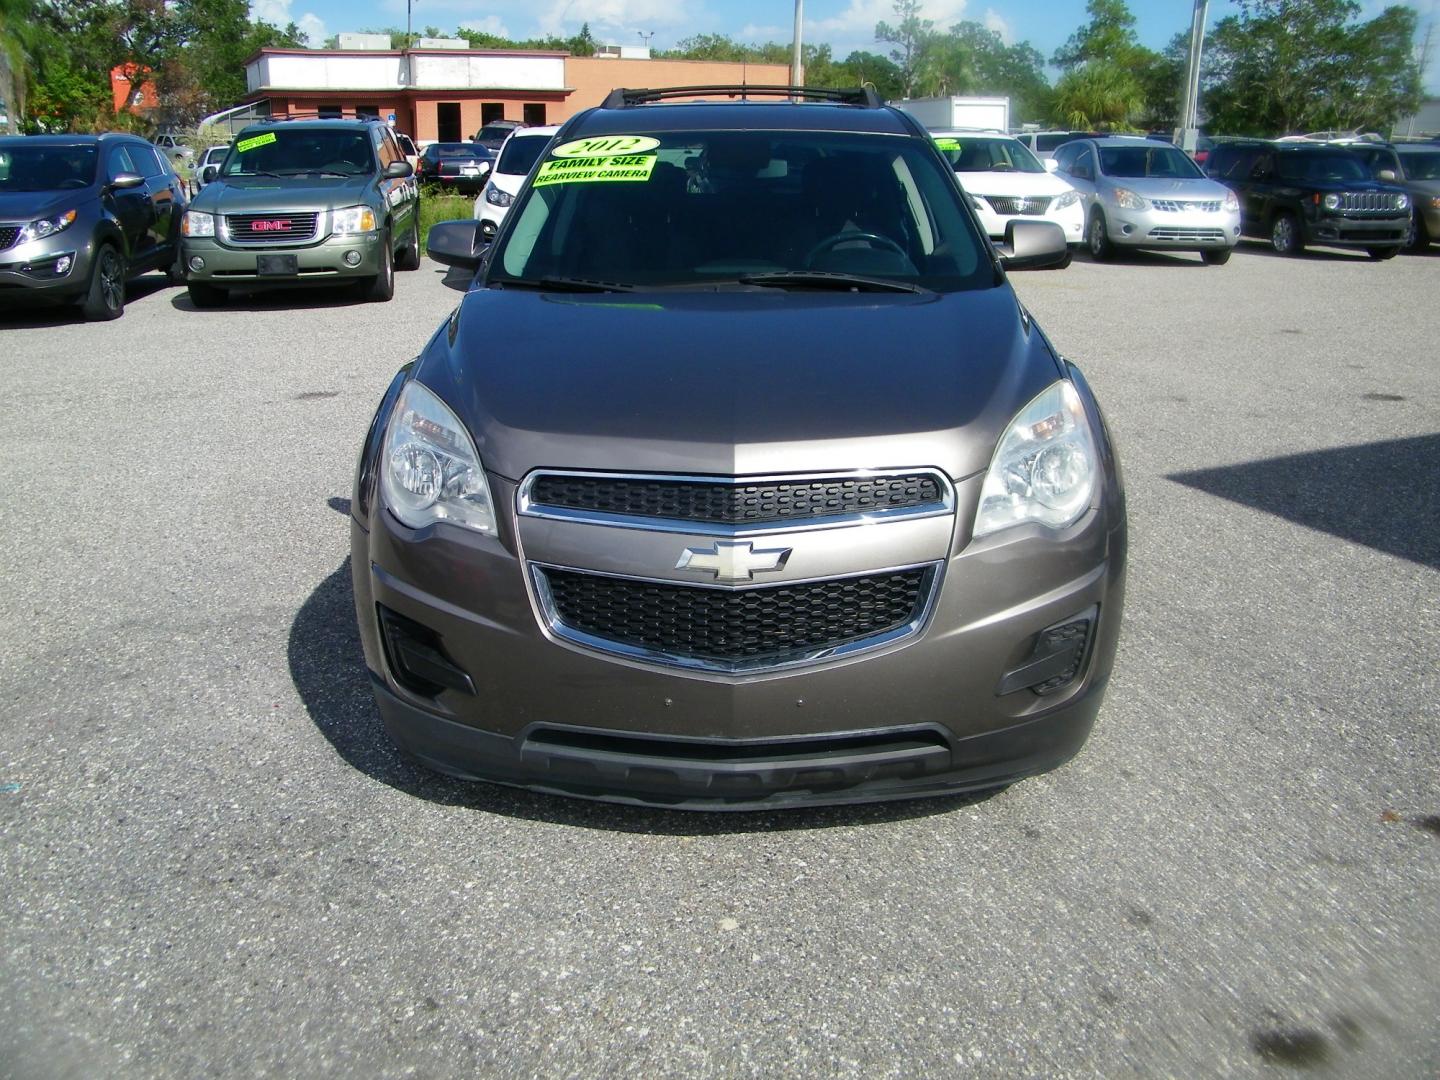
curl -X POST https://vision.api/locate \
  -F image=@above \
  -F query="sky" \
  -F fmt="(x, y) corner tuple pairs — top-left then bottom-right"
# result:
(247, 0), (1438, 95)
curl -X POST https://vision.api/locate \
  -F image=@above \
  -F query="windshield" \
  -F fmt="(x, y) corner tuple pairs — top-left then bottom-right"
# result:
(478, 124), (518, 142)
(221, 129), (375, 177)
(1276, 152), (1368, 182)
(496, 135), (549, 176)
(429, 144), (488, 158)
(938, 136), (1045, 174)
(1398, 150), (1440, 180)
(491, 129), (992, 293)
(1099, 145), (1203, 179)
(0, 145), (98, 191)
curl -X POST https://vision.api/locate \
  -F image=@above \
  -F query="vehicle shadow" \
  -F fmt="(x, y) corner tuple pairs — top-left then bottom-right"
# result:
(1168, 434), (1440, 570)
(290, 553), (1000, 835)
(432, 261), (475, 293)
(0, 272), (175, 327)
(1079, 247), (1209, 267)
(170, 282), (371, 312)
(1234, 239), (1375, 261)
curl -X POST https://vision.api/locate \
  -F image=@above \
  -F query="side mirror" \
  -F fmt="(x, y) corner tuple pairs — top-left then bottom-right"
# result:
(384, 160), (414, 179)
(109, 172), (145, 191)
(427, 219), (485, 270)
(201, 165), (219, 184)
(994, 219), (1068, 271)
(1377, 168), (1397, 182)
(1044, 159), (1059, 173)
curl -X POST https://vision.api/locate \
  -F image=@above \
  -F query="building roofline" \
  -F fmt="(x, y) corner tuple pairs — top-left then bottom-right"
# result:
(243, 46), (570, 65)
(242, 86), (575, 101)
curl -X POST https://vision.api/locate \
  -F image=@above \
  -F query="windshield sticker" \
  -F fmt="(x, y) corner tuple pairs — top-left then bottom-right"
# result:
(934, 138), (962, 152)
(533, 154), (657, 187)
(550, 136), (661, 159)
(236, 132), (277, 153)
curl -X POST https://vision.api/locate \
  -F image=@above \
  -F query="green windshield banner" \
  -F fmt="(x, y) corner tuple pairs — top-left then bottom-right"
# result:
(236, 132), (277, 153)
(533, 155), (657, 187)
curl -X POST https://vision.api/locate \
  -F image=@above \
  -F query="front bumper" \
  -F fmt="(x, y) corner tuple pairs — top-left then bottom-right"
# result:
(352, 465), (1127, 810)
(974, 199), (1085, 245)
(0, 236), (89, 300)
(1104, 203), (1240, 249)
(182, 230), (383, 286)
(1303, 211), (1408, 249)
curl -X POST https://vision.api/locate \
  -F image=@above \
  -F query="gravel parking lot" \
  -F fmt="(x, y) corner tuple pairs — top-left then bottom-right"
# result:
(1, 244), (1437, 1079)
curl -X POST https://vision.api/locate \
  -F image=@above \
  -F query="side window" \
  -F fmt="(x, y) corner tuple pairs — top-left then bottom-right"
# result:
(1071, 148), (1094, 179)
(107, 145), (138, 180)
(1249, 153), (1273, 181)
(377, 131), (400, 168)
(1052, 144), (1075, 172)
(130, 143), (167, 179)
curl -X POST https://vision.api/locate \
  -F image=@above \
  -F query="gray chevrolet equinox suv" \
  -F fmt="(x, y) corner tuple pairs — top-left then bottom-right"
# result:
(351, 86), (1127, 810)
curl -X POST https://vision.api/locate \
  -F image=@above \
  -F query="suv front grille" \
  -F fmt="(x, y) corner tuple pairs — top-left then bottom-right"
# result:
(1337, 192), (1403, 213)
(0, 225), (20, 251)
(539, 566), (933, 671)
(1151, 199), (1221, 213)
(525, 473), (945, 525)
(1147, 227), (1227, 241)
(225, 211), (320, 244)
(984, 195), (1051, 215)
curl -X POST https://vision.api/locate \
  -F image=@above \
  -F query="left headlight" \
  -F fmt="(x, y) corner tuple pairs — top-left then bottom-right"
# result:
(974, 380), (1098, 539)
(332, 206), (378, 234)
(1112, 187), (1148, 210)
(1051, 189), (1081, 210)
(381, 380), (495, 534)
(17, 209), (78, 245)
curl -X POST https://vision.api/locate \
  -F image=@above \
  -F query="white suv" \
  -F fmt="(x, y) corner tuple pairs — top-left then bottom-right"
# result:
(473, 125), (558, 241)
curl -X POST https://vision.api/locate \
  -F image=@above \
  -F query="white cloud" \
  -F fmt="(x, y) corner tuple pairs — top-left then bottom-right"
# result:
(250, 0), (326, 44)
(536, 0), (702, 39)
(460, 15), (511, 38)
(808, 0), (968, 39)
(739, 23), (789, 42)
(982, 8), (1011, 44)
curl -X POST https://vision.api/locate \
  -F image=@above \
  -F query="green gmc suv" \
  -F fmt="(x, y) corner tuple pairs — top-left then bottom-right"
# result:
(180, 119), (419, 306)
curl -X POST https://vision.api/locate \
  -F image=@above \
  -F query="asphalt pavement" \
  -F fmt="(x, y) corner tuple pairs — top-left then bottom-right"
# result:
(1, 243), (1437, 1079)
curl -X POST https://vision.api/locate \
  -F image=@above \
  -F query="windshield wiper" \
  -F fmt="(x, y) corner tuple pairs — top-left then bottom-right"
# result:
(499, 276), (640, 293)
(736, 271), (928, 294)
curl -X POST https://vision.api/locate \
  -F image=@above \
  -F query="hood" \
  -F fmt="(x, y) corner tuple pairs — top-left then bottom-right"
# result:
(192, 175), (370, 213)
(1108, 176), (1232, 200)
(415, 286), (1062, 482)
(1290, 177), (1407, 194)
(0, 189), (93, 222)
(955, 171), (1073, 198)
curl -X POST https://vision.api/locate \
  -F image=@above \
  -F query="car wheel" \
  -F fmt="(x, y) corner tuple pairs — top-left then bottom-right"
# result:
(362, 233), (395, 302)
(81, 245), (126, 321)
(396, 215), (421, 271)
(1087, 210), (1112, 261)
(187, 282), (227, 307)
(1270, 212), (1303, 256)
(1201, 248), (1232, 265)
(1367, 246), (1400, 261)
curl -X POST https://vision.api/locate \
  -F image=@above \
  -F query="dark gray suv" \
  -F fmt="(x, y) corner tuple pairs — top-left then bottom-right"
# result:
(0, 134), (186, 320)
(352, 87), (1127, 810)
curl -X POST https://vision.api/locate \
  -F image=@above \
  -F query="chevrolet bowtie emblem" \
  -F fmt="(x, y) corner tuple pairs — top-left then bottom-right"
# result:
(676, 540), (791, 583)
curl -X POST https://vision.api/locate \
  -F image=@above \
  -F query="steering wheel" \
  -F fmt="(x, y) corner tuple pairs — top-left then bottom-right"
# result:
(805, 231), (908, 265)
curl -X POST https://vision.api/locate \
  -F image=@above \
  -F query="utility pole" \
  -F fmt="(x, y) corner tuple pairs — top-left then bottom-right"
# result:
(405, 0), (414, 87)
(1175, 0), (1209, 153)
(790, 0), (804, 89)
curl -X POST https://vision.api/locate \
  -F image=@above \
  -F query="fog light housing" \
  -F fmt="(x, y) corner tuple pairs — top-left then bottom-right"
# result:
(997, 606), (1097, 697)
(53, 254), (73, 276)
(343, 250), (362, 267)
(188, 255), (205, 271)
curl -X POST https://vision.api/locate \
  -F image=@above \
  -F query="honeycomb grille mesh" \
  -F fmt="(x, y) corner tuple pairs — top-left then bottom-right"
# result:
(528, 474), (943, 524)
(543, 567), (929, 665)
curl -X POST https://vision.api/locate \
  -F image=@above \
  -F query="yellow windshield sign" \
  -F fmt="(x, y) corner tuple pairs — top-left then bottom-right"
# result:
(533, 155), (657, 187)
(934, 137), (962, 152)
(550, 136), (661, 158)
(236, 132), (277, 153)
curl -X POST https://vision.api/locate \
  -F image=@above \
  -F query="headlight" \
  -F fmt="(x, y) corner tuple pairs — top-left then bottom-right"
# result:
(483, 183), (512, 207)
(18, 209), (78, 245)
(1396, 193), (1409, 210)
(332, 206), (378, 234)
(1051, 189), (1080, 210)
(381, 380), (495, 534)
(1430, 196), (1440, 209)
(1223, 190), (1239, 212)
(1112, 187), (1147, 210)
(181, 210), (215, 237)
(1322, 193), (1341, 211)
(974, 380), (1098, 539)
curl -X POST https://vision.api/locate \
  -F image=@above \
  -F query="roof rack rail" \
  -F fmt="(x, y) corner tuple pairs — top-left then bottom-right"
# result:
(600, 85), (884, 109)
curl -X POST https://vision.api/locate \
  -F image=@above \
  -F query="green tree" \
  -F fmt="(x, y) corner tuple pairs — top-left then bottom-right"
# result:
(1204, 0), (1423, 134)
(876, 0), (934, 97)
(1049, 0), (1153, 129)
(1052, 0), (1139, 71)
(1052, 62), (1144, 129)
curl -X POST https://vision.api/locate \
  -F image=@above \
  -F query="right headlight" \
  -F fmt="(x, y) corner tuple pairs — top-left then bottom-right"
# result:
(181, 210), (215, 237)
(483, 183), (512, 207)
(1112, 187), (1148, 210)
(973, 380), (1098, 539)
(380, 380), (496, 534)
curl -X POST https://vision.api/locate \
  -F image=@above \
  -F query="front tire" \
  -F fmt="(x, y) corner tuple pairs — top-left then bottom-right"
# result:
(81, 244), (126, 321)
(1201, 248), (1232, 265)
(361, 233), (395, 302)
(1367, 246), (1399, 261)
(1270, 212), (1303, 256)
(187, 282), (227, 308)
(1405, 215), (1430, 253)
(396, 215), (421, 271)
(1087, 210), (1113, 261)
